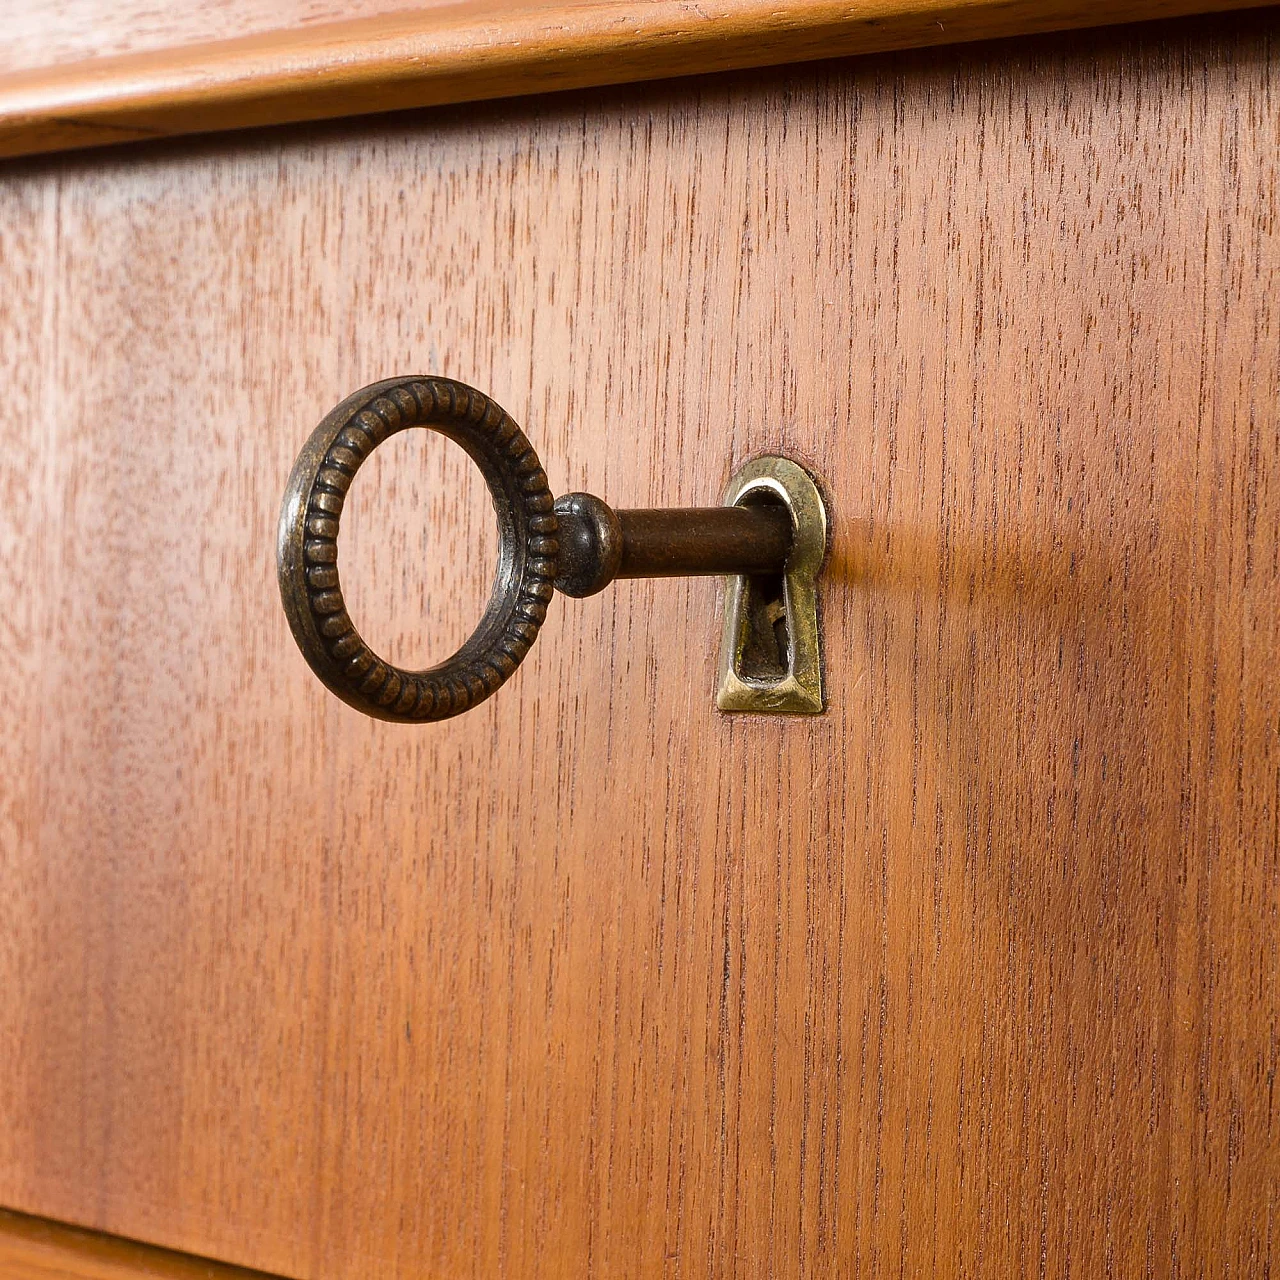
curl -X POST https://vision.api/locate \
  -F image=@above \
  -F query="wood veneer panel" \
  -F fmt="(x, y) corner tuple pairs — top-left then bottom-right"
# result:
(0, 0), (1276, 159)
(0, 15), (1275, 1278)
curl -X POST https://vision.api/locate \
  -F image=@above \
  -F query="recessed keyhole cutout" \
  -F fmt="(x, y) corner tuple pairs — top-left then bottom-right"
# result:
(734, 493), (791, 681)
(341, 429), (499, 670)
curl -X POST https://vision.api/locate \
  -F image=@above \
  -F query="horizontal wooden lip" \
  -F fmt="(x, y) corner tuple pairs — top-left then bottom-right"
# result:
(0, 1207), (286, 1278)
(0, 0), (1272, 160)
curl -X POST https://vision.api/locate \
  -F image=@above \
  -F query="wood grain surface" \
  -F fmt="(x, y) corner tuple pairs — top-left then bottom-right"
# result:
(0, 12), (1276, 1278)
(0, 1208), (284, 1280)
(1, 0), (1277, 160)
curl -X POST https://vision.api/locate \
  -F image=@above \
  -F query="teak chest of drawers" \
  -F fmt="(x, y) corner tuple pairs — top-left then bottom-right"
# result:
(0, 4), (1276, 1277)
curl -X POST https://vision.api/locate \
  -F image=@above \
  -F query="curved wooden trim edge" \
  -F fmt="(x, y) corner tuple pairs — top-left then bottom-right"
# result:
(0, 1207), (286, 1279)
(0, 0), (1273, 159)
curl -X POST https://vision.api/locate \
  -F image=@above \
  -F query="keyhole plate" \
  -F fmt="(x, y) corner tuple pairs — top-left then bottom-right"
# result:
(716, 455), (827, 714)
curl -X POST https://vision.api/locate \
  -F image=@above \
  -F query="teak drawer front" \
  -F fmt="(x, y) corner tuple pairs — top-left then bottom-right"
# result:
(1, 15), (1277, 1280)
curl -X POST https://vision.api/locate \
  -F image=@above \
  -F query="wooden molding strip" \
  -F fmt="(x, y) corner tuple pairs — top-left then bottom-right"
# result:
(0, 1208), (284, 1279)
(0, 0), (1274, 159)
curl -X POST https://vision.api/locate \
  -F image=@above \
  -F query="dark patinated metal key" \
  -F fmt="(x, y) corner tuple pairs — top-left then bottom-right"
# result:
(278, 376), (823, 723)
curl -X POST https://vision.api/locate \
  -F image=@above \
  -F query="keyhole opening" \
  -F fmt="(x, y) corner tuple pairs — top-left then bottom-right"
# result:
(735, 572), (789, 679)
(733, 492), (792, 681)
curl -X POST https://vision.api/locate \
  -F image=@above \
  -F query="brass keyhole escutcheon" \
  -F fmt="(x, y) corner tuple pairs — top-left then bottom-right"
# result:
(716, 456), (827, 715)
